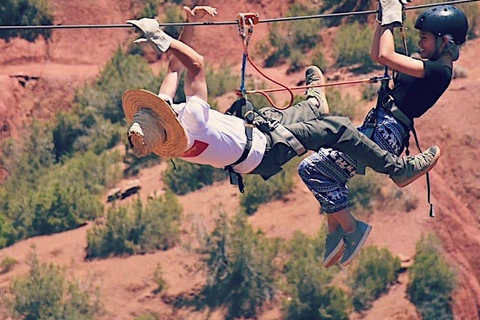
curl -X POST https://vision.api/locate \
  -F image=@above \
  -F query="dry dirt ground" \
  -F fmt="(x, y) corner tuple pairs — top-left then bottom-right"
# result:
(1, 0), (480, 319)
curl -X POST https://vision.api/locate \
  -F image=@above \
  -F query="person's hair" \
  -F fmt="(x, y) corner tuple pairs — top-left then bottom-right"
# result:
(442, 34), (460, 61)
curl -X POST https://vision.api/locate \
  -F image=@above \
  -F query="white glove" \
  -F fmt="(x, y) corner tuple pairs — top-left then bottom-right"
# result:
(127, 18), (172, 53)
(378, 0), (410, 27)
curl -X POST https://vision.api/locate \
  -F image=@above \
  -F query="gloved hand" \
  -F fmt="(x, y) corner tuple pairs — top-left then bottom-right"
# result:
(126, 18), (172, 53)
(377, 0), (411, 27)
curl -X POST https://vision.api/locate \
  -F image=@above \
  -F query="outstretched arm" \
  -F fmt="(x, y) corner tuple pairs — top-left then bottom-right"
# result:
(159, 6), (217, 100)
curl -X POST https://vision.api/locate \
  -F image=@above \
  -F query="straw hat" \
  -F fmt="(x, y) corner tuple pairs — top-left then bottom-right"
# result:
(122, 89), (187, 157)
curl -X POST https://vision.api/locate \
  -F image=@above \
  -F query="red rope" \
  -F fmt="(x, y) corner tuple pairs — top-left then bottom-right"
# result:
(240, 26), (295, 109)
(246, 77), (376, 95)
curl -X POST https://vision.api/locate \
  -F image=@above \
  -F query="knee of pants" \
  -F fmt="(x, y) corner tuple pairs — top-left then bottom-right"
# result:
(298, 158), (331, 187)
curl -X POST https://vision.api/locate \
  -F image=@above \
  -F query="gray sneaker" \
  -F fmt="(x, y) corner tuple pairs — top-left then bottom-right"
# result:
(323, 226), (345, 268)
(391, 146), (441, 188)
(305, 66), (329, 114)
(340, 221), (372, 267)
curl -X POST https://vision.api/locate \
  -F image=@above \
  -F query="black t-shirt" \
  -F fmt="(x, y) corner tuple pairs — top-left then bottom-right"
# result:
(391, 59), (452, 119)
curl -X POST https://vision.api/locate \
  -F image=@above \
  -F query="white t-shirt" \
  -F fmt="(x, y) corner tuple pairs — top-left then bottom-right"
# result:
(167, 95), (267, 174)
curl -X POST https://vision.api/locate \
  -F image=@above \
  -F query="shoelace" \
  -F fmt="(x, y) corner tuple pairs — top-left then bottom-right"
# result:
(406, 148), (435, 171)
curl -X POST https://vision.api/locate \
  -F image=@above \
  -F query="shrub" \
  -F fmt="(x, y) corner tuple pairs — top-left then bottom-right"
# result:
(162, 3), (184, 39)
(407, 235), (456, 320)
(0, 143), (117, 246)
(6, 248), (103, 320)
(348, 171), (383, 216)
(54, 50), (161, 158)
(283, 229), (349, 320)
(321, 0), (371, 26)
(326, 88), (357, 119)
(334, 22), (377, 73)
(135, 315), (158, 320)
(86, 192), (182, 259)
(310, 44), (329, 72)
(153, 263), (167, 293)
(137, 0), (158, 19)
(240, 158), (299, 215)
(0, 0), (53, 42)
(206, 63), (240, 98)
(0, 257), (18, 274)
(347, 246), (401, 311)
(259, 3), (322, 68)
(163, 159), (226, 195)
(361, 84), (378, 102)
(201, 212), (280, 319)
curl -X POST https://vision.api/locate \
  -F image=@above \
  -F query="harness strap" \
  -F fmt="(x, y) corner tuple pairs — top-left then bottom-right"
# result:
(269, 120), (307, 156)
(224, 99), (255, 193)
(410, 125), (435, 217)
(380, 99), (435, 218)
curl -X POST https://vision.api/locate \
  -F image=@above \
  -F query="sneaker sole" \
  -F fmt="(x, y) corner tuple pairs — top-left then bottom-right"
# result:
(340, 224), (372, 267)
(323, 241), (344, 268)
(394, 147), (441, 188)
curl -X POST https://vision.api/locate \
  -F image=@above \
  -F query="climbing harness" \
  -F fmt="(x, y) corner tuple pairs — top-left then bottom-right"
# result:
(225, 13), (309, 192)
(361, 60), (436, 218)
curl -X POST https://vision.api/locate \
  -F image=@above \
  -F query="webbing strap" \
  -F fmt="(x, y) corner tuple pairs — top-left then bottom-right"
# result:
(224, 128), (252, 193)
(272, 123), (307, 156)
(386, 102), (435, 217)
(411, 126), (435, 217)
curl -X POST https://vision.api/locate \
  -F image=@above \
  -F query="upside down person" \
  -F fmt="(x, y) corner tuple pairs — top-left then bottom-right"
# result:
(123, 6), (441, 216)
(298, 2), (467, 267)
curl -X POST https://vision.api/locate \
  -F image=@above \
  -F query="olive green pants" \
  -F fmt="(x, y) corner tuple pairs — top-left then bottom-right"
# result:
(250, 100), (405, 180)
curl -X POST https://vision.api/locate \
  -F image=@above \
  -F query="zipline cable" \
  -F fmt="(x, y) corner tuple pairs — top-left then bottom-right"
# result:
(0, 0), (477, 30)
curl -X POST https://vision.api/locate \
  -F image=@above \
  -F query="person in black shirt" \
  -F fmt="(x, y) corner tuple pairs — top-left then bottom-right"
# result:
(298, 3), (468, 267)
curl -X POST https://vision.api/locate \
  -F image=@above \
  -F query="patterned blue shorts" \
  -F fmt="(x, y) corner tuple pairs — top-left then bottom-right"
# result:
(298, 108), (408, 213)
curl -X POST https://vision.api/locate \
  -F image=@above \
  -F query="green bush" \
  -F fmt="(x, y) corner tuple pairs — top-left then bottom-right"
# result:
(206, 63), (240, 98)
(347, 246), (401, 311)
(310, 44), (329, 72)
(137, 0), (158, 19)
(1, 131), (118, 246)
(334, 22), (377, 73)
(0, 0), (53, 42)
(134, 315), (158, 320)
(86, 192), (182, 259)
(348, 171), (383, 215)
(162, 3), (184, 39)
(201, 212), (280, 319)
(361, 84), (378, 102)
(54, 50), (161, 158)
(326, 88), (358, 119)
(283, 229), (349, 320)
(6, 248), (103, 320)
(407, 235), (456, 320)
(321, 0), (371, 26)
(0, 257), (18, 274)
(240, 158), (299, 215)
(260, 3), (322, 68)
(163, 159), (226, 195)
(153, 263), (167, 293)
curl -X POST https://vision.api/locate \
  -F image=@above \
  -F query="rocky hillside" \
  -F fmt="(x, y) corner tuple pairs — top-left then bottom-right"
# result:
(0, 0), (479, 319)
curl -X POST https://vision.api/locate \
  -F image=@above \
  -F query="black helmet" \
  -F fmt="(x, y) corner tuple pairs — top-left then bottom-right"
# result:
(414, 5), (468, 45)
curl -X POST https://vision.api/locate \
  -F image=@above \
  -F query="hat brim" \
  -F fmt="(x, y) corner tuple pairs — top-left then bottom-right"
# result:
(123, 89), (187, 157)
